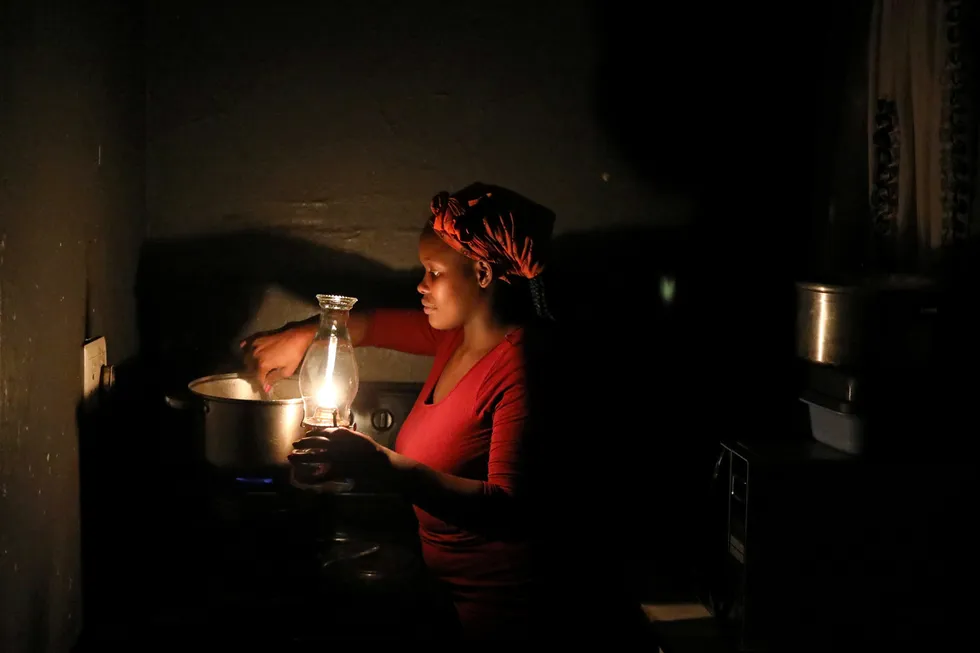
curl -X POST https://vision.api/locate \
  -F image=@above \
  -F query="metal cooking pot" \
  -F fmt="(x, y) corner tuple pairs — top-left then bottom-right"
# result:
(795, 275), (940, 369)
(166, 372), (306, 472)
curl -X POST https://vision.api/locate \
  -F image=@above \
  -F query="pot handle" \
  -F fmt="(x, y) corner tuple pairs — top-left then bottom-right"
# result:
(165, 394), (207, 413)
(165, 394), (191, 410)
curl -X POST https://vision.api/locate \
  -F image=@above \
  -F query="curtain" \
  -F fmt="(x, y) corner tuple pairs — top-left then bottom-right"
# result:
(868, 0), (977, 272)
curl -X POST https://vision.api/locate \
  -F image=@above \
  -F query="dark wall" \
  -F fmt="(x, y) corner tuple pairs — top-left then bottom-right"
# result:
(0, 2), (145, 651)
(140, 0), (876, 375)
(141, 0), (699, 383)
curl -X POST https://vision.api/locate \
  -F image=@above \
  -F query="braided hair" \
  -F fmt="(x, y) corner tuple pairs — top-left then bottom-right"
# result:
(529, 275), (556, 322)
(490, 273), (557, 325)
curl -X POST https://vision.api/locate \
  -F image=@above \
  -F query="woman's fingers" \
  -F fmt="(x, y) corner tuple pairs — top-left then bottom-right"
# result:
(294, 435), (332, 449)
(288, 448), (332, 463)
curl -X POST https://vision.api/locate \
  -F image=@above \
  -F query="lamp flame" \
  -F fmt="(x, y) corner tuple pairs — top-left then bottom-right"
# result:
(316, 334), (339, 410)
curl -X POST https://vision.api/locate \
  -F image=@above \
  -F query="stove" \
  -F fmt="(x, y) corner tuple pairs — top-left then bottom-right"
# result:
(193, 381), (426, 574)
(77, 380), (448, 647)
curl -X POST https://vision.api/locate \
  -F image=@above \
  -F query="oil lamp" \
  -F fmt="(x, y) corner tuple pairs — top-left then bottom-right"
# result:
(299, 294), (360, 429)
(295, 294), (360, 494)
(296, 294), (386, 570)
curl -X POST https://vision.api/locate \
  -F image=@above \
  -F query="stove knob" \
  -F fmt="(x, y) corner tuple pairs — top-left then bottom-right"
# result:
(371, 408), (394, 431)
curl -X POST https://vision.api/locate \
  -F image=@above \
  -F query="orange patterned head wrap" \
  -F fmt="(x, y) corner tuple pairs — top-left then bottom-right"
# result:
(428, 182), (555, 282)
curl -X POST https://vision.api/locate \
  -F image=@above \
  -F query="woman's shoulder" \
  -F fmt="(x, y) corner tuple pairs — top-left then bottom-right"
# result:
(485, 321), (565, 384)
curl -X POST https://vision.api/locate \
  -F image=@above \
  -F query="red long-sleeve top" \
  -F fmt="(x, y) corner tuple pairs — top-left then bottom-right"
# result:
(360, 309), (533, 636)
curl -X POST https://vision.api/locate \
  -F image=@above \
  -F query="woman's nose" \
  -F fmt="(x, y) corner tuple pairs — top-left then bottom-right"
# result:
(417, 278), (429, 295)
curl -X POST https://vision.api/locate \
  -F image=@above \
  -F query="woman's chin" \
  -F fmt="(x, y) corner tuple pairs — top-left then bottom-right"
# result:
(427, 311), (456, 331)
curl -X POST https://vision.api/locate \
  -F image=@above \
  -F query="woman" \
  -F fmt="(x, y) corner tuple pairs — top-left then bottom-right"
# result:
(243, 183), (651, 642)
(243, 183), (559, 639)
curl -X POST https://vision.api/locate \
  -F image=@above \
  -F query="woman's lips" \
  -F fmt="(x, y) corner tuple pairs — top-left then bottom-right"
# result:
(422, 302), (435, 314)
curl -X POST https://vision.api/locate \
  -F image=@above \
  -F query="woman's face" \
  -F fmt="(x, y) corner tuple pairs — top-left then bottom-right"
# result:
(417, 230), (489, 330)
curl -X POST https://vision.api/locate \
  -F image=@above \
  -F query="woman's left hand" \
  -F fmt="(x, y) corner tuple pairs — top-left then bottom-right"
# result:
(288, 428), (395, 486)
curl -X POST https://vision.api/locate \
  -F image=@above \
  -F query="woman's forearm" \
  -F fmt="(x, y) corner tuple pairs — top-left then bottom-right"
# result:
(385, 450), (525, 537)
(290, 310), (371, 347)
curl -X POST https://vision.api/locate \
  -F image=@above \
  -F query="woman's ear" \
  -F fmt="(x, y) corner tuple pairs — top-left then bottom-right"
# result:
(475, 260), (494, 289)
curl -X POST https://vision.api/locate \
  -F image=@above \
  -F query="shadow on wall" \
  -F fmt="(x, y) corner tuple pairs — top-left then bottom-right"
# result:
(132, 223), (705, 454)
(133, 229), (423, 388)
(133, 223), (696, 383)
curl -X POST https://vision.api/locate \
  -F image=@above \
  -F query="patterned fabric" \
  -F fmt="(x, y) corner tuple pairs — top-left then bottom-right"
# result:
(868, 0), (978, 269)
(871, 98), (901, 242)
(428, 183), (555, 282)
(939, 0), (975, 244)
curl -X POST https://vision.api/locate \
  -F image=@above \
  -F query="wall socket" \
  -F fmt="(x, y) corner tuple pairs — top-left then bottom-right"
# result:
(82, 336), (107, 410)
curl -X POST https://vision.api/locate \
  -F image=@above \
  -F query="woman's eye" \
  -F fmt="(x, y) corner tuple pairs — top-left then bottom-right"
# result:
(431, 270), (441, 278)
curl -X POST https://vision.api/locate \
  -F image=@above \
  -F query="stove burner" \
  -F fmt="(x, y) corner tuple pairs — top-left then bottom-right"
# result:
(234, 476), (274, 486)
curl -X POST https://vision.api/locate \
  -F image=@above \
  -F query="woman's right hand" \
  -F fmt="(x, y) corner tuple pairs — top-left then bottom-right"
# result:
(240, 322), (316, 390)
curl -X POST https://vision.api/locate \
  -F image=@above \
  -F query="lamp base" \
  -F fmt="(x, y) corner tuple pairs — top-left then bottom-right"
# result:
(303, 408), (354, 430)
(291, 418), (357, 494)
